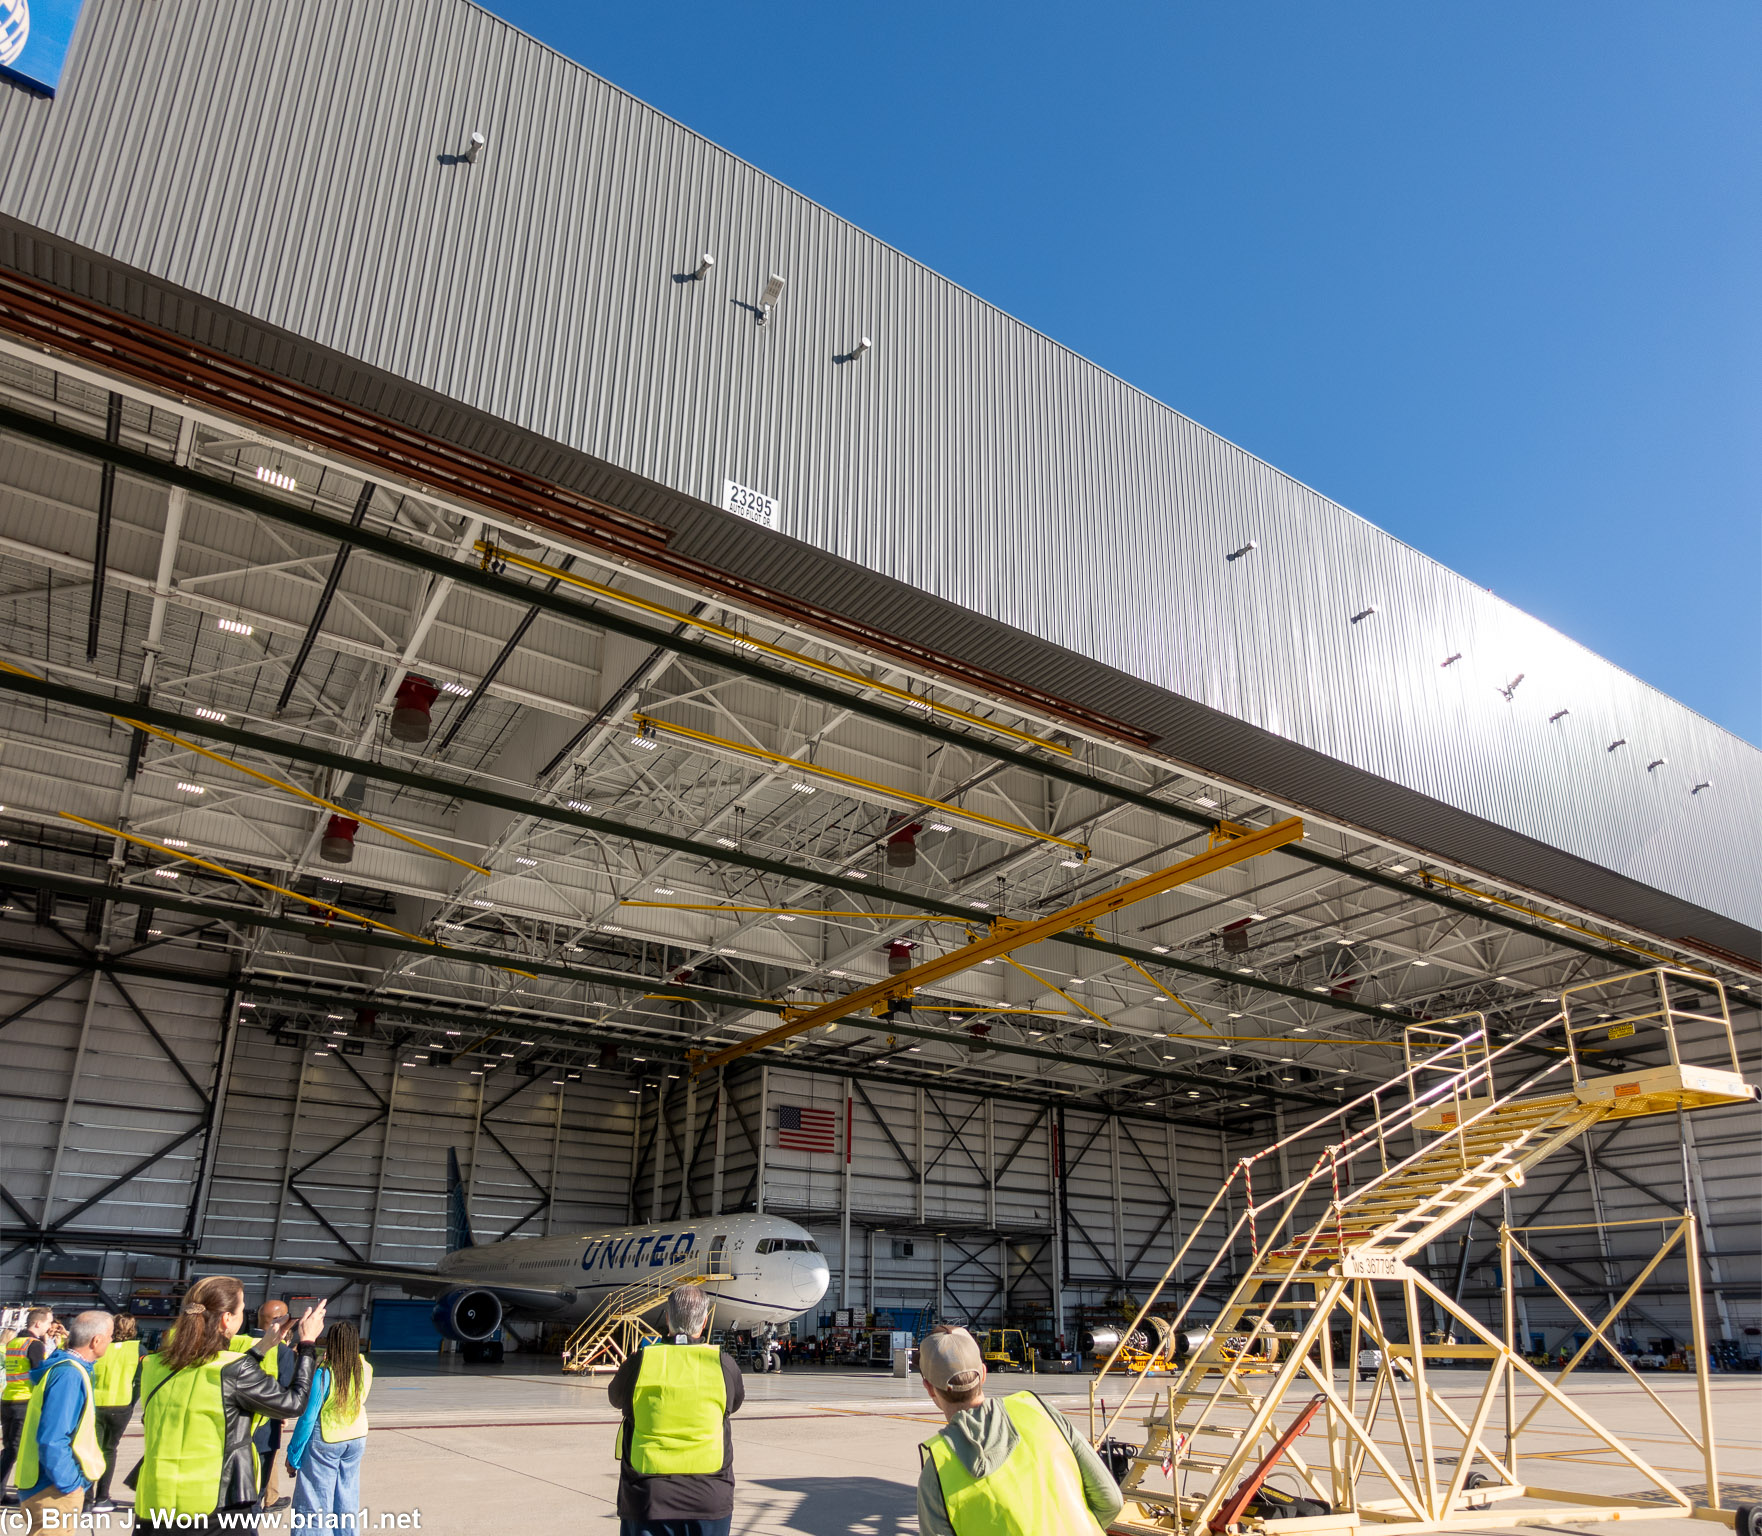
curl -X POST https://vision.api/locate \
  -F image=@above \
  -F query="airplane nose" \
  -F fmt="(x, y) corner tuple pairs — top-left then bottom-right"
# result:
(793, 1259), (829, 1305)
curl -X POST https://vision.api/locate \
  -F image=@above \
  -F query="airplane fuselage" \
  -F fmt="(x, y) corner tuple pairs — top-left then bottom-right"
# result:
(436, 1211), (829, 1332)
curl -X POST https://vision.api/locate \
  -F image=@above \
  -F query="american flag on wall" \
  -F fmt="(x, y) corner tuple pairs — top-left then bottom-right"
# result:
(777, 1103), (840, 1154)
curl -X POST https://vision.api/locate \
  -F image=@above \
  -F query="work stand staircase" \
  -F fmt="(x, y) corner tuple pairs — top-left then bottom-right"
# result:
(560, 1252), (733, 1374)
(1090, 968), (1755, 1536)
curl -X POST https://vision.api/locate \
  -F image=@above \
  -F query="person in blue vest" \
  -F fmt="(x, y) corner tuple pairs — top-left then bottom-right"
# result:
(915, 1324), (1122, 1536)
(286, 1320), (373, 1528)
(607, 1285), (745, 1536)
(17, 1311), (114, 1533)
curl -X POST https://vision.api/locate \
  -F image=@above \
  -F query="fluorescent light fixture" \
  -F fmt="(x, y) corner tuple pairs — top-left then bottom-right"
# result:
(715, 837), (738, 849)
(164, 838), (189, 848)
(790, 782), (817, 794)
(1412, 960), (1431, 968)
(969, 900), (990, 909)
(515, 857), (538, 867)
(601, 923), (623, 933)
(846, 869), (869, 879)
(927, 822), (953, 833)
(1151, 944), (1170, 954)
(653, 886), (675, 895)
(176, 782), (205, 795)
(255, 465), (297, 491)
(470, 898), (493, 909)
(440, 681), (472, 696)
(1059, 858), (1084, 868)
(1390, 863), (1410, 874)
(1193, 795), (1219, 809)
(217, 617), (254, 637)
(153, 869), (180, 880)
(777, 914), (796, 922)
(193, 706), (227, 722)
(567, 800), (592, 813)
(631, 734), (658, 750)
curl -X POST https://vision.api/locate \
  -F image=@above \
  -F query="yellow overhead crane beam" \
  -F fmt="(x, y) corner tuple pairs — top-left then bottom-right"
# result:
(620, 900), (968, 924)
(696, 816), (1304, 1071)
(477, 541), (1071, 754)
(0, 657), (489, 877)
(631, 712), (1091, 854)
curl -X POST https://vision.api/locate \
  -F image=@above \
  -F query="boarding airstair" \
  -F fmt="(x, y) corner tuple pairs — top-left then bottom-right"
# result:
(560, 1250), (734, 1374)
(1090, 969), (1756, 1536)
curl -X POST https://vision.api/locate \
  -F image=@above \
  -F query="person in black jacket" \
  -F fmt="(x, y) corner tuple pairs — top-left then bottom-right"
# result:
(607, 1287), (744, 1536)
(136, 1276), (325, 1532)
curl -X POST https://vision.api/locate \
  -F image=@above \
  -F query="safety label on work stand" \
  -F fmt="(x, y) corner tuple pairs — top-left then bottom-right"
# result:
(722, 479), (779, 529)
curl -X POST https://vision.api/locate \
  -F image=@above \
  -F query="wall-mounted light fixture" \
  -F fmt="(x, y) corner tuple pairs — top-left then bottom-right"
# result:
(1441, 653), (1462, 667)
(1691, 780), (1712, 794)
(1607, 738), (1627, 752)
(849, 335), (872, 360)
(1225, 541), (1258, 562)
(1548, 709), (1570, 724)
(1647, 758), (1666, 772)
(693, 253), (714, 281)
(1350, 605), (1378, 624)
(465, 130), (486, 164)
(1499, 673), (1525, 701)
(758, 273), (785, 324)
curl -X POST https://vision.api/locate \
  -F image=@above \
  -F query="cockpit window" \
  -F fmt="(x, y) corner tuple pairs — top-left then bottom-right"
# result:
(755, 1237), (820, 1254)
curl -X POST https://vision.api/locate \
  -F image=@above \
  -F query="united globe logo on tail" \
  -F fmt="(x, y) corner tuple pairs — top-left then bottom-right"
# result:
(0, 0), (85, 94)
(0, 1), (28, 68)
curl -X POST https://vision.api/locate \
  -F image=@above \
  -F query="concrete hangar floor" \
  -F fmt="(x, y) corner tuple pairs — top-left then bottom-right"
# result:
(93, 1354), (1760, 1534)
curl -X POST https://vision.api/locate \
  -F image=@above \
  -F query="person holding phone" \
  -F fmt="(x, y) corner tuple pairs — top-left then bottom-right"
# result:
(135, 1276), (325, 1532)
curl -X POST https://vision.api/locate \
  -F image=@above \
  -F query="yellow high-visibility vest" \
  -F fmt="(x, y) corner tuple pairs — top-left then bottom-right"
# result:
(615, 1344), (727, 1476)
(91, 1339), (140, 1408)
(924, 1392), (1105, 1536)
(318, 1360), (373, 1443)
(2, 1337), (36, 1402)
(16, 1359), (105, 1491)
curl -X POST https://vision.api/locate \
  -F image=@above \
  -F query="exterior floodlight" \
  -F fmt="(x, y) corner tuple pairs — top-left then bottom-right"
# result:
(1647, 758), (1667, 772)
(758, 273), (785, 322)
(694, 253), (714, 280)
(1691, 780), (1712, 794)
(1225, 540), (1258, 562)
(1349, 605), (1378, 624)
(1548, 709), (1570, 724)
(465, 130), (486, 163)
(851, 335), (871, 359)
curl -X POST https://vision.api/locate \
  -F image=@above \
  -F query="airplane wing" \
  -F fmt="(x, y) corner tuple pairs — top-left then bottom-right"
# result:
(132, 1247), (578, 1313)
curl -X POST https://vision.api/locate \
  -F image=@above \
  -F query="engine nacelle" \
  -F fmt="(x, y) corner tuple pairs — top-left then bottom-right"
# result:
(431, 1288), (503, 1344)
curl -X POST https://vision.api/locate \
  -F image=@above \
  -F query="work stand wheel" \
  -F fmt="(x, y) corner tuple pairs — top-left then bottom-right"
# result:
(1732, 1505), (1760, 1536)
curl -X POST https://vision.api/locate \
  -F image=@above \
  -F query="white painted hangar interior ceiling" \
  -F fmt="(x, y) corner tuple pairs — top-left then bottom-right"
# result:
(0, 0), (1757, 1345)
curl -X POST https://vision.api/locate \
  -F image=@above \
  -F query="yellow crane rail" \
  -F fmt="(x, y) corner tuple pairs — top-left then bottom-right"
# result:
(479, 541), (1071, 754)
(697, 816), (1303, 1070)
(631, 713), (1090, 853)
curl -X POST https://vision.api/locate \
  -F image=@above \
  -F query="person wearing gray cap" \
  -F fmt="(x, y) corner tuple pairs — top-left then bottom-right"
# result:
(917, 1324), (1122, 1535)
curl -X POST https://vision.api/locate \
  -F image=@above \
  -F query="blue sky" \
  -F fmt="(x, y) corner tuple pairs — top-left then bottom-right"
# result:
(493, 2), (1760, 743)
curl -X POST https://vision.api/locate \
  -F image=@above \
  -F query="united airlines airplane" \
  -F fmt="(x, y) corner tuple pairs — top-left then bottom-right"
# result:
(185, 1152), (831, 1348)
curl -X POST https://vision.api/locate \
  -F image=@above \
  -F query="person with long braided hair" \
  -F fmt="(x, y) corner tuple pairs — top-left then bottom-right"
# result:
(136, 1277), (325, 1532)
(286, 1321), (373, 1528)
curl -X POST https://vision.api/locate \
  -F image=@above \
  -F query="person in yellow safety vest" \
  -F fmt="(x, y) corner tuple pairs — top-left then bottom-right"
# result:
(607, 1284), (746, 1536)
(916, 1325), (1123, 1536)
(137, 1276), (325, 1533)
(286, 1320), (373, 1529)
(88, 1313), (143, 1513)
(16, 1311), (113, 1534)
(1, 1309), (58, 1506)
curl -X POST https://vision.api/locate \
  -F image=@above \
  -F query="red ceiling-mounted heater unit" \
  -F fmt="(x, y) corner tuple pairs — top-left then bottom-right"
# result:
(389, 675), (442, 743)
(319, 815), (360, 863)
(886, 939), (916, 975)
(886, 822), (923, 868)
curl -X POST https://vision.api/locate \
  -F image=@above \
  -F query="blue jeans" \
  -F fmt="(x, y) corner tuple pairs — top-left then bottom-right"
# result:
(618, 1523), (732, 1536)
(292, 1436), (364, 1527)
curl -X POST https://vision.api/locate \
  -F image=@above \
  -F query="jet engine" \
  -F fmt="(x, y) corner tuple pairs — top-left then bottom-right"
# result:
(431, 1288), (503, 1344)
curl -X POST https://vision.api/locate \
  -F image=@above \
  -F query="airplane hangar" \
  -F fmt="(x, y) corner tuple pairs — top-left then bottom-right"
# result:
(0, 3), (1757, 1533)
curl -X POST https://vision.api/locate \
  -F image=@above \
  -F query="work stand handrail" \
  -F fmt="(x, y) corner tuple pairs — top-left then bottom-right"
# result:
(1090, 1005), (1575, 1440)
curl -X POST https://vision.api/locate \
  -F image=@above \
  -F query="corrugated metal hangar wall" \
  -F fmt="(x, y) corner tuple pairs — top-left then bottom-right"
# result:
(0, 0), (1756, 947)
(7, 948), (1753, 1348)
